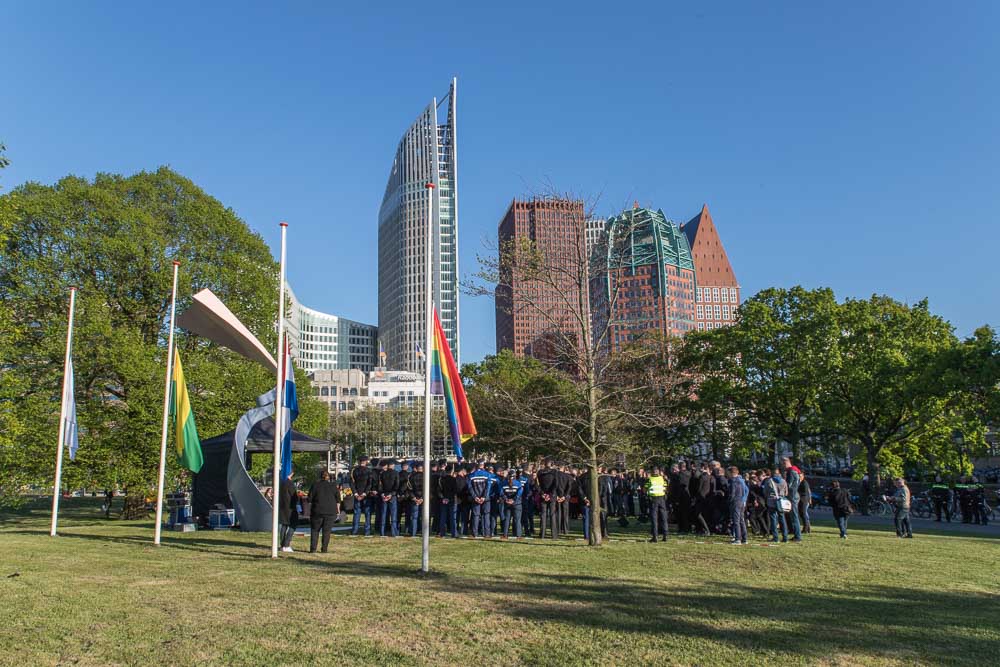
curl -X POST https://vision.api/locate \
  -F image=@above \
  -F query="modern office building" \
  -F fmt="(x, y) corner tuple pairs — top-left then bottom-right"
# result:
(285, 287), (378, 373)
(591, 205), (697, 354)
(585, 217), (608, 260)
(495, 198), (587, 363)
(681, 204), (740, 331)
(309, 369), (368, 412)
(378, 78), (460, 374)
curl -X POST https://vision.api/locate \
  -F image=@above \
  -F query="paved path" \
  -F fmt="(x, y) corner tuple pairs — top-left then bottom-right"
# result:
(808, 506), (998, 537)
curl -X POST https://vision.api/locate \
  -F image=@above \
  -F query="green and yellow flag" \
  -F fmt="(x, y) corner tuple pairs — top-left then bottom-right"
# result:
(171, 348), (203, 473)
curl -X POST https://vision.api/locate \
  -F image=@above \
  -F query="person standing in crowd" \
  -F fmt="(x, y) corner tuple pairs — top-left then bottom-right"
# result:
(428, 460), (441, 535)
(781, 457), (803, 542)
(537, 460), (559, 539)
(468, 461), (493, 538)
(827, 479), (853, 539)
(798, 473), (812, 534)
(519, 467), (535, 538)
(860, 473), (871, 515)
(970, 476), (988, 526)
(727, 466), (748, 545)
(409, 460), (425, 537)
(397, 460), (412, 536)
(278, 472), (299, 553)
(438, 464), (458, 538)
(763, 467), (789, 543)
(711, 461), (727, 532)
(378, 459), (399, 537)
(674, 462), (692, 533)
(555, 463), (572, 535)
(490, 465), (504, 536)
(308, 470), (340, 553)
(456, 466), (472, 536)
(930, 475), (953, 522)
(956, 476), (973, 523)
(645, 466), (669, 542)
(692, 463), (713, 536)
(891, 477), (913, 538)
(598, 467), (613, 538)
(499, 467), (524, 539)
(747, 472), (768, 536)
(350, 455), (374, 537)
(578, 467), (593, 541)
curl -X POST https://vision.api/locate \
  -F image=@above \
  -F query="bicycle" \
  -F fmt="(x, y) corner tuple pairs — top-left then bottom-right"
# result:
(911, 492), (934, 519)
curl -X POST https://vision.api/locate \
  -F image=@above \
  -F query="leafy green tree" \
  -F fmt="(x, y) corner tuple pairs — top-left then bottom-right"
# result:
(821, 296), (960, 487)
(0, 167), (323, 508)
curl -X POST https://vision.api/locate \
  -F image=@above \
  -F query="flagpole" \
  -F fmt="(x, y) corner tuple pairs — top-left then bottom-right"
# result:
(422, 182), (435, 574)
(50, 286), (77, 537)
(271, 222), (288, 559)
(154, 261), (181, 545)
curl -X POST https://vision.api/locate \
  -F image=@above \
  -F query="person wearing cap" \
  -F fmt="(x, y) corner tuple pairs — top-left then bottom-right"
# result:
(397, 460), (412, 536)
(408, 460), (425, 537)
(468, 461), (493, 538)
(578, 466), (594, 542)
(438, 464), (459, 537)
(555, 463), (572, 536)
(278, 471), (299, 553)
(456, 465), (472, 536)
(378, 459), (400, 537)
(428, 460), (441, 534)
(351, 455), (374, 537)
(489, 464), (504, 536)
(499, 466), (524, 539)
(518, 467), (535, 538)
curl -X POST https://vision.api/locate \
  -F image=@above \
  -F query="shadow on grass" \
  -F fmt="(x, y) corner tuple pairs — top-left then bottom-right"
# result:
(300, 559), (999, 663)
(6, 527), (270, 560)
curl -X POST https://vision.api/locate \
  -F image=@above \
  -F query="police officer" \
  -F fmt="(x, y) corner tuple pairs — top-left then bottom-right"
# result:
(578, 467), (594, 541)
(437, 464), (458, 538)
(646, 467), (668, 542)
(971, 476), (988, 525)
(675, 462), (692, 533)
(519, 467), (535, 538)
(929, 475), (953, 522)
(409, 460), (425, 536)
(456, 465), (472, 536)
(468, 462), (493, 538)
(499, 466), (524, 539)
(956, 477), (973, 523)
(378, 459), (399, 537)
(397, 460), (412, 536)
(555, 463), (572, 535)
(350, 455), (374, 536)
(597, 466), (612, 538)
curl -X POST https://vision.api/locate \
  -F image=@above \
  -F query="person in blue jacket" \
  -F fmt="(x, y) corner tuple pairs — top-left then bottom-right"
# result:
(499, 468), (525, 539)
(467, 462), (494, 538)
(727, 466), (749, 545)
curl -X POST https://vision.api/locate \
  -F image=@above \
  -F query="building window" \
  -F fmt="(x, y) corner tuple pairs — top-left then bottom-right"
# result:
(320, 387), (329, 396)
(712, 287), (720, 301)
(723, 305), (730, 319)
(721, 289), (729, 303)
(729, 287), (737, 302)
(339, 402), (346, 411)
(698, 322), (704, 331)
(696, 305), (703, 318)
(714, 305), (721, 318)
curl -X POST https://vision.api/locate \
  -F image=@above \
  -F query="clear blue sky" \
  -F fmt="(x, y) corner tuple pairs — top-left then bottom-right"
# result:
(4, 2), (998, 363)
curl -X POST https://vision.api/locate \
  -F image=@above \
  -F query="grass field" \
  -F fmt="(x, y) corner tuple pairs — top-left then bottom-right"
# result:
(1, 498), (998, 667)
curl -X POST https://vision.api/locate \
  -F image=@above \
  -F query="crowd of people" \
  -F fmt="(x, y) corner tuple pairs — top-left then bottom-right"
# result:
(284, 456), (931, 552)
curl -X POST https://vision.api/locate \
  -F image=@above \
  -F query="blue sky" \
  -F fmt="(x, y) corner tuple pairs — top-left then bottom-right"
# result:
(4, 1), (998, 363)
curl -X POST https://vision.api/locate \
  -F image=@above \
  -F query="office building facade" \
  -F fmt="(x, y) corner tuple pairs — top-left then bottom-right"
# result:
(378, 78), (460, 374)
(495, 198), (587, 363)
(286, 287), (378, 373)
(591, 205), (697, 354)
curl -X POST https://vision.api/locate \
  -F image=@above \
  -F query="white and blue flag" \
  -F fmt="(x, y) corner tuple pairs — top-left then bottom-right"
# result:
(63, 358), (80, 460)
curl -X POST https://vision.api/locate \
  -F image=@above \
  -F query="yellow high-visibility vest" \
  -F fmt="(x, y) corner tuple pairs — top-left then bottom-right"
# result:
(647, 475), (666, 497)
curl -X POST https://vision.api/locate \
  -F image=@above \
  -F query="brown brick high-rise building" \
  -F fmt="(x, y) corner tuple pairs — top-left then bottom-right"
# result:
(495, 198), (586, 363)
(682, 204), (740, 330)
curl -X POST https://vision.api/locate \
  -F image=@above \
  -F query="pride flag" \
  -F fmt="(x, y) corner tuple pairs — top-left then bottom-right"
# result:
(171, 349), (203, 473)
(430, 308), (476, 459)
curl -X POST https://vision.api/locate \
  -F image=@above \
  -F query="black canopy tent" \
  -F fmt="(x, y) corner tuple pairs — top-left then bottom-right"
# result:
(191, 417), (332, 521)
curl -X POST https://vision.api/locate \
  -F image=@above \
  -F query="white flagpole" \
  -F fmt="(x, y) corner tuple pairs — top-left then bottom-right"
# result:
(154, 261), (180, 545)
(271, 222), (288, 559)
(422, 182), (435, 573)
(50, 286), (77, 537)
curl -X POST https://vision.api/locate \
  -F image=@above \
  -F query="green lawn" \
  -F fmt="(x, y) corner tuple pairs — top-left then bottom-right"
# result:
(1, 498), (998, 667)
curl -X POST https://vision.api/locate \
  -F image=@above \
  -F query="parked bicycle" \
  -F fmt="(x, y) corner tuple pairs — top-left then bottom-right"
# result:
(911, 491), (934, 519)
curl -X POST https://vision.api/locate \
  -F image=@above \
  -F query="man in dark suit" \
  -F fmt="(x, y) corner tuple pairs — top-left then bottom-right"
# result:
(278, 473), (299, 553)
(308, 471), (340, 553)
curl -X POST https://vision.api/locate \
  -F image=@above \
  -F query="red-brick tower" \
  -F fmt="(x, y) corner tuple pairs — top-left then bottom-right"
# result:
(681, 204), (740, 330)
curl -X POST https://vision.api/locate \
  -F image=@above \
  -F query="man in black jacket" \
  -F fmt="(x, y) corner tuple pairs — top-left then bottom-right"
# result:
(826, 479), (852, 539)
(397, 460), (412, 536)
(693, 464), (714, 536)
(438, 464), (458, 537)
(555, 464), (572, 535)
(537, 461), (560, 539)
(597, 467), (613, 538)
(378, 459), (400, 537)
(408, 460), (425, 537)
(309, 471), (340, 553)
(278, 473), (299, 553)
(351, 456), (374, 536)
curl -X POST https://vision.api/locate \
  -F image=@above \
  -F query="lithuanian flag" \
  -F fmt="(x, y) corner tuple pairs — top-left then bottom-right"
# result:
(171, 349), (203, 473)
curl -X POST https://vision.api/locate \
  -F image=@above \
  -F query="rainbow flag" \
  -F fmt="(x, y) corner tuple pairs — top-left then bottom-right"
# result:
(430, 308), (476, 459)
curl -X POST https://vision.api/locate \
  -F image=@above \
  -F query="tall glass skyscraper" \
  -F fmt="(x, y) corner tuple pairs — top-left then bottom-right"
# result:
(378, 78), (459, 373)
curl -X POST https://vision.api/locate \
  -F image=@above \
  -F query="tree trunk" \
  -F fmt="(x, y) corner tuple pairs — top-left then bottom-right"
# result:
(589, 449), (601, 546)
(121, 493), (147, 520)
